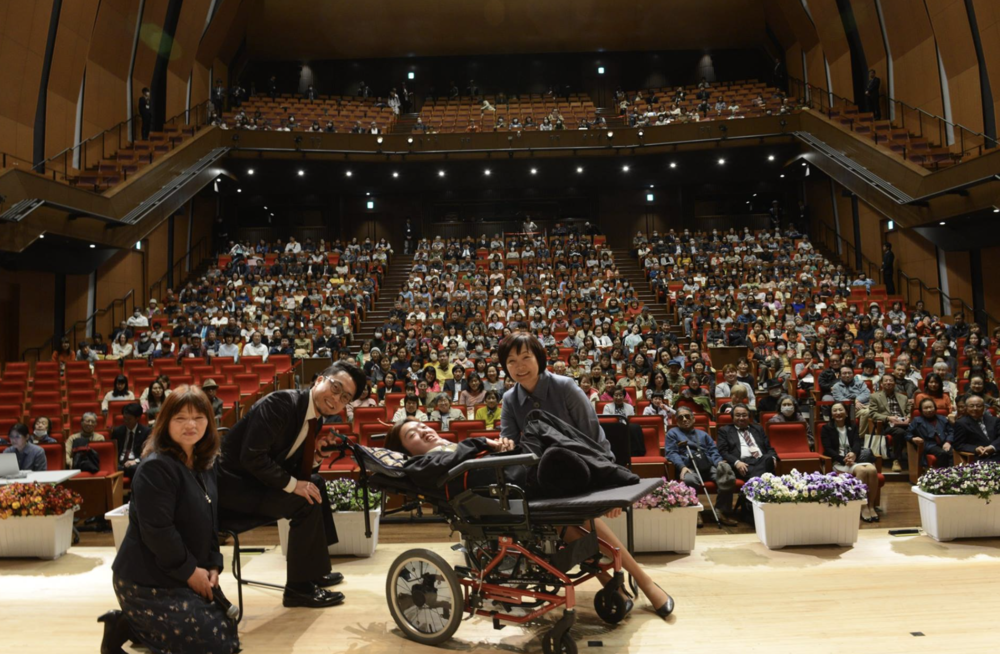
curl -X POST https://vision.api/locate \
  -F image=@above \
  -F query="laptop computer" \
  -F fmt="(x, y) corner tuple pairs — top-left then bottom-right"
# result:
(0, 452), (29, 479)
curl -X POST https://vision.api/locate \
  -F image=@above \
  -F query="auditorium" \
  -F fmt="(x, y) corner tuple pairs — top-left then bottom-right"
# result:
(2, 1), (1000, 652)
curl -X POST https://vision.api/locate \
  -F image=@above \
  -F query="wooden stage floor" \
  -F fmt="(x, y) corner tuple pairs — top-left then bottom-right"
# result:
(2, 524), (999, 654)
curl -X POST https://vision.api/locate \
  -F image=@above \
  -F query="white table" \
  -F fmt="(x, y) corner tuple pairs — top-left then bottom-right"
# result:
(0, 470), (80, 486)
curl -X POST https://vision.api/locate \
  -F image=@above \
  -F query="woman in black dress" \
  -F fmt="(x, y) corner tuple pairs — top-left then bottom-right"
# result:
(100, 385), (238, 654)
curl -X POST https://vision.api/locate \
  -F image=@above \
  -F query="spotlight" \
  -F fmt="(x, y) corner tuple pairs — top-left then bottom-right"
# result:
(298, 169), (305, 176)
(718, 158), (726, 165)
(780, 174), (785, 178)
(392, 172), (399, 178)
(622, 165), (630, 172)
(270, 213), (274, 217)
(345, 171), (353, 177)
(669, 162), (677, 169)
(376, 136), (384, 144)
(237, 188), (242, 193)
(39, 234), (44, 239)
(247, 168), (254, 175)
(530, 168), (537, 175)
(607, 131), (614, 139)
(802, 162), (808, 166)
(89, 244), (95, 249)
(407, 137), (414, 145)
(438, 170), (445, 177)
(484, 169), (491, 176)
(649, 184), (655, 188)
(768, 155), (775, 161)
(366, 192), (371, 196)
(576, 166), (584, 173)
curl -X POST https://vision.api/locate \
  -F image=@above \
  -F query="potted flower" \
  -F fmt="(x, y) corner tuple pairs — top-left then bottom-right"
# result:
(278, 479), (383, 557)
(0, 483), (82, 559)
(604, 479), (702, 553)
(912, 461), (1000, 542)
(742, 470), (867, 549)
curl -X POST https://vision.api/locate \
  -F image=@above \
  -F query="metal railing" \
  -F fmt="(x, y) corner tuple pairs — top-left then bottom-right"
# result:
(788, 77), (998, 165)
(148, 236), (214, 305)
(31, 100), (212, 186)
(21, 290), (136, 364)
(813, 221), (882, 283)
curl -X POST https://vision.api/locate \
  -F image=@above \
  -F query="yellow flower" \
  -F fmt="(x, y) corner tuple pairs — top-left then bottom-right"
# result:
(11, 502), (20, 510)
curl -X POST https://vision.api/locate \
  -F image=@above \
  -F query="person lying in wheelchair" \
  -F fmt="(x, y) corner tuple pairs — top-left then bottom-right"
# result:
(383, 418), (674, 622)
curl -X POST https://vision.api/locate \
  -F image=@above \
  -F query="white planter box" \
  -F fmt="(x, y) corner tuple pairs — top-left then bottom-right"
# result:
(0, 510), (76, 559)
(751, 500), (864, 549)
(104, 503), (130, 551)
(278, 508), (381, 558)
(912, 487), (1000, 542)
(604, 505), (702, 554)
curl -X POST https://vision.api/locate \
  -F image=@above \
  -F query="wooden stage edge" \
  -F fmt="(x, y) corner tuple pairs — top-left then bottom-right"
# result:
(2, 529), (999, 654)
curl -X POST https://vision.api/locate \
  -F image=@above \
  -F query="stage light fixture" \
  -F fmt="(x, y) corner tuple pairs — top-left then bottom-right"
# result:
(598, 66), (605, 75)
(237, 189), (242, 193)
(669, 162), (677, 168)
(298, 169), (305, 176)
(408, 72), (415, 80)
(484, 169), (491, 176)
(530, 168), (537, 175)
(622, 165), (630, 172)
(392, 172), (399, 178)
(768, 155), (775, 161)
(780, 174), (785, 178)
(646, 193), (654, 202)
(438, 170), (445, 177)
(576, 166), (584, 173)
(345, 171), (353, 177)
(367, 200), (374, 209)
(718, 158), (726, 165)
(940, 221), (946, 225)
(247, 168), (254, 175)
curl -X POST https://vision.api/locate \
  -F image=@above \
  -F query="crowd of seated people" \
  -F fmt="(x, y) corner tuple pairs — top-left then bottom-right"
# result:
(613, 78), (797, 127)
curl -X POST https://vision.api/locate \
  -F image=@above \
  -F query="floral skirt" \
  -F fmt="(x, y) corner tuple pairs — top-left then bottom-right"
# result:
(113, 573), (240, 654)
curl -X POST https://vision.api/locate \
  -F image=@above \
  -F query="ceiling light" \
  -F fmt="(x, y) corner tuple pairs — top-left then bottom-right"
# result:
(622, 165), (630, 172)
(530, 168), (537, 175)
(994, 208), (1000, 213)
(297, 169), (305, 176)
(753, 193), (757, 197)
(576, 166), (584, 173)
(768, 155), (775, 161)
(484, 169), (491, 176)
(365, 192), (371, 196)
(39, 234), (44, 239)
(780, 174), (785, 178)
(939, 221), (946, 225)
(89, 244), (96, 249)
(263, 206), (268, 210)
(717, 158), (726, 165)
(438, 170), (445, 177)
(649, 184), (655, 188)
(270, 213), (274, 217)
(669, 162), (677, 169)
(237, 188), (242, 193)
(345, 170), (353, 177)
(392, 171), (399, 178)
(802, 162), (807, 166)
(247, 168), (254, 175)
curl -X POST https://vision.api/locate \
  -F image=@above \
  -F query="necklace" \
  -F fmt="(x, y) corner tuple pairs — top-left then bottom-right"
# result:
(189, 467), (212, 504)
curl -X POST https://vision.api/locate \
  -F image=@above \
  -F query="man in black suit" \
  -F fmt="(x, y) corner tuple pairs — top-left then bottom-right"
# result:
(952, 395), (1000, 461)
(881, 242), (895, 294)
(716, 405), (778, 488)
(111, 403), (150, 479)
(137, 87), (152, 140)
(865, 69), (881, 119)
(217, 362), (368, 608)
(440, 365), (468, 404)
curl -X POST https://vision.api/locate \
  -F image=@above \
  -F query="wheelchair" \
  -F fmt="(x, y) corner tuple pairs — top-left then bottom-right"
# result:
(334, 436), (662, 654)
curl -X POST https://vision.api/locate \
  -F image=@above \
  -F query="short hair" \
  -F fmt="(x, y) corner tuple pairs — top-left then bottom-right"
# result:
(384, 418), (418, 454)
(141, 385), (220, 471)
(8, 423), (28, 438)
(319, 362), (368, 401)
(732, 404), (751, 417)
(497, 333), (547, 378)
(484, 390), (500, 402)
(122, 402), (143, 418)
(81, 412), (99, 424)
(722, 364), (737, 374)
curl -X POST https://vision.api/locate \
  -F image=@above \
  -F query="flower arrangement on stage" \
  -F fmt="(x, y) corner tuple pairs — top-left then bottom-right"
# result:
(917, 461), (1000, 502)
(325, 478), (382, 512)
(633, 479), (699, 512)
(742, 470), (867, 507)
(0, 483), (82, 519)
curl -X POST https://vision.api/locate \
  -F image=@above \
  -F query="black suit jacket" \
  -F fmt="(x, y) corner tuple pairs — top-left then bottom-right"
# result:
(820, 422), (863, 465)
(866, 76), (881, 95)
(953, 415), (1000, 453)
(217, 390), (314, 494)
(717, 424), (777, 466)
(882, 249), (895, 273)
(111, 423), (151, 465)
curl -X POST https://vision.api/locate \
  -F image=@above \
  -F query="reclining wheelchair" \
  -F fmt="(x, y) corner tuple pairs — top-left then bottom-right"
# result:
(333, 435), (662, 654)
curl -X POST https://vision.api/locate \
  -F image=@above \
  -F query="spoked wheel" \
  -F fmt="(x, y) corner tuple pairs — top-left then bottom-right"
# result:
(541, 629), (578, 654)
(386, 549), (464, 645)
(594, 587), (630, 624)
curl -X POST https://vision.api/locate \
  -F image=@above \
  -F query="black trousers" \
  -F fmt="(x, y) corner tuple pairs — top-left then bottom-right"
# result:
(218, 472), (337, 584)
(735, 456), (776, 481)
(886, 426), (908, 462)
(923, 443), (954, 468)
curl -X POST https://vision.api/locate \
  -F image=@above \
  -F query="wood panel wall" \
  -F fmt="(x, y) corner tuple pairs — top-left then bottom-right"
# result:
(927, 0), (985, 135)
(809, 0), (855, 100)
(971, 0), (1000, 130)
(0, 2), (54, 161)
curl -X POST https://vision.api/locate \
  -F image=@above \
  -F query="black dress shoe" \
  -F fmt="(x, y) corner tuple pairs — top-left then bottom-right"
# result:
(282, 587), (345, 608)
(314, 571), (344, 587)
(98, 609), (131, 654)
(651, 583), (674, 619)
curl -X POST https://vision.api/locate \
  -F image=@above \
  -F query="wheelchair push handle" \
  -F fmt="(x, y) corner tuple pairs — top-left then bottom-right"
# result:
(438, 452), (539, 487)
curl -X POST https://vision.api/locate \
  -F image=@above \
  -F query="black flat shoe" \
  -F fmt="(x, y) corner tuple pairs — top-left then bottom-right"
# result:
(314, 571), (344, 587)
(98, 609), (130, 654)
(651, 583), (674, 619)
(282, 587), (345, 608)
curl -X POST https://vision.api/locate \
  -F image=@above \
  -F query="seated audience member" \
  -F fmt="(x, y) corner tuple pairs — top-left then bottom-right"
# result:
(715, 364), (756, 409)
(429, 395), (465, 431)
(866, 374), (912, 471)
(384, 419), (674, 619)
(30, 417), (59, 444)
(716, 404), (776, 484)
(756, 378), (785, 414)
(241, 332), (270, 361)
(108, 332), (134, 360)
(346, 384), (378, 424)
(65, 412), (105, 468)
(457, 373), (487, 409)
(767, 395), (814, 448)
(914, 373), (955, 421)
(392, 395), (428, 425)
(821, 402), (881, 522)
(643, 390), (675, 432)
(665, 407), (738, 526)
(602, 387), (635, 418)
(202, 379), (224, 422)
(143, 380), (168, 424)
(672, 374), (713, 416)
(3, 423), (47, 471)
(906, 397), (954, 468)
(474, 390), (502, 429)
(952, 395), (1000, 461)
(102, 375), (135, 414)
(111, 403), (150, 478)
(717, 384), (750, 417)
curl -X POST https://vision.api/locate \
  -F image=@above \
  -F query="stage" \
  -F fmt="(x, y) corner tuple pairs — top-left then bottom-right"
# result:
(2, 529), (998, 653)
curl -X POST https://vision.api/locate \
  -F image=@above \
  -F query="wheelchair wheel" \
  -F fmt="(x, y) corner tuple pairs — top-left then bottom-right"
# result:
(541, 630), (578, 654)
(594, 587), (629, 624)
(386, 548), (463, 645)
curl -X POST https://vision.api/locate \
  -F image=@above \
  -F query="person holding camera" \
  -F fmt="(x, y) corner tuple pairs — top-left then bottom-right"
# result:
(102, 386), (239, 654)
(665, 406), (737, 526)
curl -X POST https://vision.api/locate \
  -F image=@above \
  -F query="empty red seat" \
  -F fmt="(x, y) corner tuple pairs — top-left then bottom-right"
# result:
(233, 373), (260, 397)
(42, 444), (65, 470)
(768, 422), (822, 473)
(269, 354), (293, 376)
(449, 420), (485, 442)
(215, 384), (240, 408)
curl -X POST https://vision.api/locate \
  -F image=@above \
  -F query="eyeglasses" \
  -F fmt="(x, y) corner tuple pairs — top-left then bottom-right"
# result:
(322, 377), (355, 406)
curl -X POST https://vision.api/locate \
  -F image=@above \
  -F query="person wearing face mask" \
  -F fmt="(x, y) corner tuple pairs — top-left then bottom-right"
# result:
(767, 395), (814, 448)
(757, 378), (785, 414)
(29, 416), (58, 444)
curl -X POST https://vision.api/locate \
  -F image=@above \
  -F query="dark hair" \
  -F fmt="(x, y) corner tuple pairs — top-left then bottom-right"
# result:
(924, 372), (944, 397)
(918, 397), (938, 413)
(384, 418), (418, 454)
(8, 423), (29, 438)
(122, 402), (143, 418)
(141, 385), (220, 471)
(319, 361), (368, 401)
(484, 389), (500, 402)
(497, 333), (547, 378)
(111, 374), (130, 397)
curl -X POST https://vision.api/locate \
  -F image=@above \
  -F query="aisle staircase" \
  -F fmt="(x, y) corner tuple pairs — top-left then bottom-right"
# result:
(349, 254), (413, 353)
